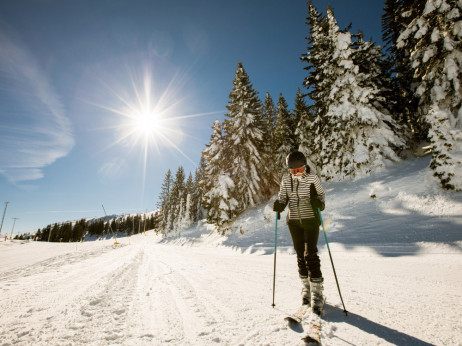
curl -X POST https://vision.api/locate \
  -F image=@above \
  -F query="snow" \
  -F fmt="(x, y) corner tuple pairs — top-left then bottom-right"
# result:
(1, 156), (462, 345)
(431, 28), (440, 42)
(454, 20), (462, 38)
(336, 33), (351, 53)
(424, 0), (437, 16)
(423, 45), (437, 62)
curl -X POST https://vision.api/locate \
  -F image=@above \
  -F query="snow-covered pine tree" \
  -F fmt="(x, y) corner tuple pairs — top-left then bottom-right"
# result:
(175, 192), (185, 236)
(305, 6), (406, 180)
(295, 88), (313, 155)
(274, 93), (295, 174)
(222, 62), (266, 212)
(351, 32), (392, 115)
(293, 87), (309, 137)
(301, 2), (334, 167)
(166, 213), (173, 235)
(262, 92), (277, 147)
(351, 31), (411, 148)
(183, 173), (194, 229)
(193, 156), (207, 222)
(202, 120), (238, 229)
(260, 92), (280, 193)
(202, 119), (224, 211)
(204, 173), (238, 232)
(169, 166), (186, 233)
(397, 0), (461, 190)
(382, 0), (423, 139)
(294, 88), (319, 175)
(158, 169), (173, 233)
(182, 193), (193, 229)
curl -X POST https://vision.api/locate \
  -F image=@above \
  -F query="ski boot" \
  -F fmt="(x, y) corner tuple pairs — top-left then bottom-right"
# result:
(300, 275), (311, 306)
(310, 277), (325, 316)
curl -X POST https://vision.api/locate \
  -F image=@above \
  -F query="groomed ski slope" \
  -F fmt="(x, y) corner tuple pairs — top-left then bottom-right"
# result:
(1, 156), (461, 345)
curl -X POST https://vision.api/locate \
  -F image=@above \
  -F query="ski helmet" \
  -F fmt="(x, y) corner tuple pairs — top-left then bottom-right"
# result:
(286, 151), (307, 169)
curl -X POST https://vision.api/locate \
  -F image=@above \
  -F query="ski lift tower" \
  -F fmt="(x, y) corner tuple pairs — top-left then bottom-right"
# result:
(0, 201), (10, 235)
(10, 217), (18, 240)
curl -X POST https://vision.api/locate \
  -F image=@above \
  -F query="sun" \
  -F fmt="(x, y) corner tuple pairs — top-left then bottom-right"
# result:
(91, 62), (224, 177)
(131, 110), (161, 138)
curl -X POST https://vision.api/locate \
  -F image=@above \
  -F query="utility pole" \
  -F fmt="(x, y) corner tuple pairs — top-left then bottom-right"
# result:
(0, 201), (10, 235)
(143, 209), (147, 235)
(48, 224), (53, 242)
(10, 217), (18, 240)
(101, 204), (118, 244)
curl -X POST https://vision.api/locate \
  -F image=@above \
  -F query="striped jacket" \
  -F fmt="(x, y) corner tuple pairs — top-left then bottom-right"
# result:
(277, 171), (325, 221)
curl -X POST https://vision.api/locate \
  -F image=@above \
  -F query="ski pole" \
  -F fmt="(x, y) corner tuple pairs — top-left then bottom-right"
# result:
(272, 211), (279, 307)
(318, 209), (348, 316)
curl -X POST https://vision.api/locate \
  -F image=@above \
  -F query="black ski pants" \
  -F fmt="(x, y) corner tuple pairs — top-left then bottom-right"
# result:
(288, 218), (322, 279)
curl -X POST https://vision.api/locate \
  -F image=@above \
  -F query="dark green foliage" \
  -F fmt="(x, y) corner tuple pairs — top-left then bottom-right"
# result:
(31, 212), (160, 242)
(394, 0), (462, 190)
(274, 93), (295, 173)
(158, 169), (173, 231)
(382, 0), (425, 140)
(222, 62), (266, 210)
(261, 92), (280, 195)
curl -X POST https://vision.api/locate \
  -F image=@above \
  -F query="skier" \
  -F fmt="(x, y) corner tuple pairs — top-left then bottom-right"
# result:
(273, 151), (326, 315)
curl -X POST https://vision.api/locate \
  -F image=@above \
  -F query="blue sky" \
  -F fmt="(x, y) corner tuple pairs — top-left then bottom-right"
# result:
(0, 0), (385, 236)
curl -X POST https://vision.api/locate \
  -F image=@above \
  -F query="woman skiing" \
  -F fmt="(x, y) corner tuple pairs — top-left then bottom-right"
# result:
(273, 150), (326, 315)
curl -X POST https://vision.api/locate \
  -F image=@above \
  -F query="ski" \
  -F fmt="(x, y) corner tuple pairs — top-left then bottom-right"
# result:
(302, 315), (321, 344)
(284, 304), (310, 324)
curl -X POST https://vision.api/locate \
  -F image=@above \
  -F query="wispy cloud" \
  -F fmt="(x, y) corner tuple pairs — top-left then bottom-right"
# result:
(98, 157), (128, 181)
(0, 25), (74, 184)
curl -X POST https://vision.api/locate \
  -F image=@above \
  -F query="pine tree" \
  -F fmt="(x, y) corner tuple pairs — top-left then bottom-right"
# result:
(158, 169), (173, 233)
(193, 155), (207, 222)
(261, 92), (279, 194)
(262, 92), (277, 147)
(183, 193), (193, 230)
(222, 62), (266, 211)
(73, 219), (86, 242)
(352, 31), (411, 148)
(397, 0), (462, 190)
(202, 120), (225, 201)
(204, 173), (238, 231)
(274, 93), (295, 173)
(293, 88), (306, 139)
(50, 223), (59, 242)
(294, 88), (319, 175)
(295, 88), (313, 154)
(382, 0), (423, 139)
(303, 5), (406, 180)
(133, 215), (142, 234)
(202, 120), (238, 229)
(183, 173), (194, 229)
(175, 194), (185, 236)
(157, 169), (172, 209)
(170, 166), (186, 232)
(301, 2), (334, 166)
(351, 32), (392, 114)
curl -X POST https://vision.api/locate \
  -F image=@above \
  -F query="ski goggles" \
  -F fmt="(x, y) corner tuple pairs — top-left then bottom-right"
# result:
(289, 166), (305, 174)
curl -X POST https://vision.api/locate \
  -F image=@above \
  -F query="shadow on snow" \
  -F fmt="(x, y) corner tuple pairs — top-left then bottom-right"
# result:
(324, 304), (434, 346)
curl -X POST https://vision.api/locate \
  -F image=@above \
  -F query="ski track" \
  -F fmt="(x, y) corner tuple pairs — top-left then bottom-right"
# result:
(0, 238), (305, 345)
(1, 235), (461, 345)
(0, 243), (139, 345)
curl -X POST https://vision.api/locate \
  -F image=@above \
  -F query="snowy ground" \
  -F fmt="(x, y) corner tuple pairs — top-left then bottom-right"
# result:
(1, 156), (461, 345)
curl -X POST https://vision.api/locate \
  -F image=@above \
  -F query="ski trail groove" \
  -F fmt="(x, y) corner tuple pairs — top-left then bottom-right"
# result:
(0, 244), (138, 345)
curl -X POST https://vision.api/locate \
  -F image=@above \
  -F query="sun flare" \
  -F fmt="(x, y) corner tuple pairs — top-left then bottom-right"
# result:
(132, 110), (161, 137)
(90, 62), (225, 187)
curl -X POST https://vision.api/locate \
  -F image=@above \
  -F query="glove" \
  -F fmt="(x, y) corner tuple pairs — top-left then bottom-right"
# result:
(311, 197), (325, 211)
(273, 200), (286, 213)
